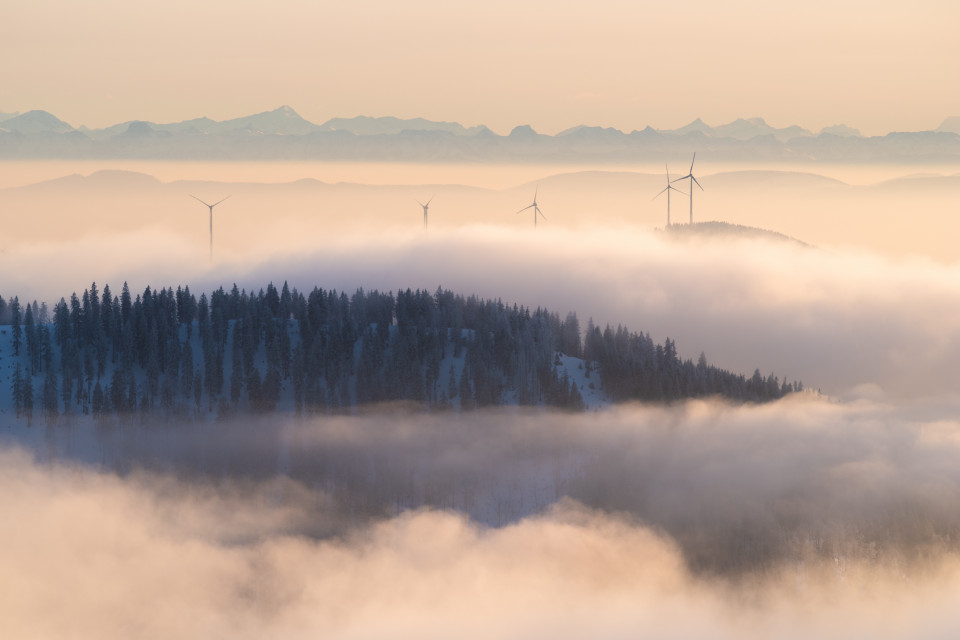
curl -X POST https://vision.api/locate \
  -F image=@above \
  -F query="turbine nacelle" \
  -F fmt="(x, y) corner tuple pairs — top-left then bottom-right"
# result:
(190, 194), (231, 260)
(417, 195), (435, 229)
(654, 163), (687, 200)
(668, 153), (703, 224)
(191, 194), (231, 209)
(654, 163), (687, 227)
(516, 186), (547, 227)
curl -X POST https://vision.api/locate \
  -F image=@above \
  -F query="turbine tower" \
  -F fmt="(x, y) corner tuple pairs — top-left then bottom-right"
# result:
(671, 153), (703, 224)
(516, 186), (547, 227)
(652, 164), (686, 227)
(417, 196), (434, 230)
(190, 195), (231, 260)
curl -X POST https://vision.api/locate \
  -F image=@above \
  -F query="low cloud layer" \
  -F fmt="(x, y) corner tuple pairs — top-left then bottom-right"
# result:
(6, 395), (960, 638)
(4, 224), (959, 398)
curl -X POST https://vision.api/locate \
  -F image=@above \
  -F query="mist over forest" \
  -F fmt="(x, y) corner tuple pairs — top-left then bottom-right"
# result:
(2, 157), (959, 639)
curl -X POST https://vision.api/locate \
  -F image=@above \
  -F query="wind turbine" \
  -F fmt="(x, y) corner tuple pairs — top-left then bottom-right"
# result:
(190, 195), (230, 260)
(417, 196), (434, 230)
(652, 164), (686, 227)
(516, 186), (547, 227)
(671, 153), (703, 224)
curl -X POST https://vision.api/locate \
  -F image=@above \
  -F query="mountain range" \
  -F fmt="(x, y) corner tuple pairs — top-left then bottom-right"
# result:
(1, 106), (957, 162)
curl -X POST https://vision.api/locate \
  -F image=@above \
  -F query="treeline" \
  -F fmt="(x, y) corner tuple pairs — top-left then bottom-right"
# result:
(583, 322), (801, 403)
(0, 283), (798, 424)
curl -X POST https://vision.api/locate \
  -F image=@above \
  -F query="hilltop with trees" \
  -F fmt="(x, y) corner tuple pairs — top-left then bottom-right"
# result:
(0, 283), (799, 425)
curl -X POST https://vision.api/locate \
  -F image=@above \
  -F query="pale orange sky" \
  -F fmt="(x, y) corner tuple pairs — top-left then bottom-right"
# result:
(1, 0), (958, 135)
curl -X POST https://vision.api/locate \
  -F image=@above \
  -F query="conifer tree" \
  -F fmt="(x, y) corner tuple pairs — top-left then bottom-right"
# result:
(193, 370), (203, 413)
(24, 303), (40, 375)
(230, 326), (243, 407)
(120, 281), (132, 325)
(10, 297), (21, 357)
(92, 381), (104, 419)
(181, 343), (194, 401)
(11, 363), (23, 418)
(22, 373), (34, 426)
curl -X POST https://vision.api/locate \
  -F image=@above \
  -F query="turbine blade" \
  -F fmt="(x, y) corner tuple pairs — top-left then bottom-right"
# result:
(689, 152), (696, 173)
(416, 200), (425, 207)
(665, 163), (670, 182)
(190, 194), (212, 207)
(536, 205), (547, 220)
(212, 195), (231, 206)
(693, 176), (703, 190)
(517, 204), (535, 214)
(671, 174), (690, 183)
(427, 195), (435, 206)
(653, 186), (669, 200)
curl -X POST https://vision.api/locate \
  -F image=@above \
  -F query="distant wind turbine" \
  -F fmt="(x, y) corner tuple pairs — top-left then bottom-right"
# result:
(516, 186), (547, 227)
(652, 164), (686, 227)
(417, 196), (434, 230)
(671, 153), (703, 224)
(190, 195), (231, 260)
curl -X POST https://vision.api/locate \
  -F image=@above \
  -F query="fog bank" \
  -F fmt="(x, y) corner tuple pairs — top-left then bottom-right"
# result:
(6, 394), (960, 639)
(7, 222), (956, 398)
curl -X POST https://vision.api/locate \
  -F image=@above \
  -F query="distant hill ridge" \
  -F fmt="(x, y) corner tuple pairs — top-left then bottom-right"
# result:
(662, 221), (811, 247)
(4, 105), (955, 139)
(1, 106), (958, 162)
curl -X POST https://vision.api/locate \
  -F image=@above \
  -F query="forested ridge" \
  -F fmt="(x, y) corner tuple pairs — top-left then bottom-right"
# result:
(0, 283), (800, 425)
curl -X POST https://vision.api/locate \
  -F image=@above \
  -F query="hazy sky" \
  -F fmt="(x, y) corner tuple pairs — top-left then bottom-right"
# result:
(3, 0), (957, 135)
